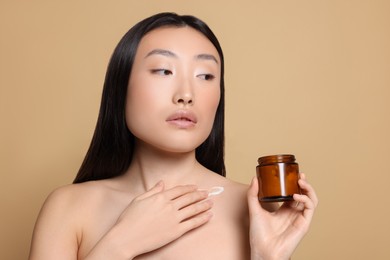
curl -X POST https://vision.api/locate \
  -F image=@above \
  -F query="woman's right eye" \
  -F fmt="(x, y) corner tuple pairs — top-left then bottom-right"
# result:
(150, 69), (173, 76)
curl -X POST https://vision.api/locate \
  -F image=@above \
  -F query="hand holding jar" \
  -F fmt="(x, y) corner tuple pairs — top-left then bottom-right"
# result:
(247, 155), (319, 260)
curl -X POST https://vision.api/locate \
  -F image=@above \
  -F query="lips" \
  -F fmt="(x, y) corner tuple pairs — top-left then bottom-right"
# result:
(166, 110), (197, 128)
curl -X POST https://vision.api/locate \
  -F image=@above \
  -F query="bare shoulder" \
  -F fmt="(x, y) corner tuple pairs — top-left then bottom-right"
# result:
(37, 180), (122, 228)
(29, 181), (112, 260)
(32, 182), (106, 233)
(191, 172), (251, 259)
(219, 177), (249, 215)
(200, 171), (250, 218)
(202, 171), (249, 200)
(40, 181), (107, 214)
(224, 178), (249, 196)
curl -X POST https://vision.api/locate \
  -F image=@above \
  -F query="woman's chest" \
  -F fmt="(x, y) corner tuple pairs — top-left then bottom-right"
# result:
(77, 192), (135, 259)
(134, 217), (250, 260)
(77, 186), (250, 259)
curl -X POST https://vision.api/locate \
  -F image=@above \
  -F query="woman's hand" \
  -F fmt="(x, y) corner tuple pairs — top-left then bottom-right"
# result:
(247, 173), (318, 260)
(86, 181), (213, 259)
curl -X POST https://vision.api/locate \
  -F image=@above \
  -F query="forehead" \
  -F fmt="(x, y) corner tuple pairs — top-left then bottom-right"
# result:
(135, 26), (220, 62)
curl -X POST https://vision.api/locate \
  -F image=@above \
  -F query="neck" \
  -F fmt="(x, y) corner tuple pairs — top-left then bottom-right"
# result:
(124, 141), (204, 192)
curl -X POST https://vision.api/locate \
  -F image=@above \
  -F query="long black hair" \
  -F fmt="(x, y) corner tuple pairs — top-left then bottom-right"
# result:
(73, 12), (225, 183)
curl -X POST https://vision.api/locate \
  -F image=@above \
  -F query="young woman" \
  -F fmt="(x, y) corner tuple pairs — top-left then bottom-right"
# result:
(29, 12), (318, 260)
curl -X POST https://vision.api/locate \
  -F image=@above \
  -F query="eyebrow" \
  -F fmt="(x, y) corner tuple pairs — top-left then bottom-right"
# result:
(145, 49), (177, 59)
(195, 53), (219, 64)
(145, 49), (218, 64)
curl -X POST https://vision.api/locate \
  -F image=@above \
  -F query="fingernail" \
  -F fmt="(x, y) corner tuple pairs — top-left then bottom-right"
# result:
(200, 190), (209, 197)
(207, 199), (214, 206)
(251, 177), (256, 186)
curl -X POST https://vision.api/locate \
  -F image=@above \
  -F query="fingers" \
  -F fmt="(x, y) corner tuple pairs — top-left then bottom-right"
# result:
(293, 193), (315, 222)
(247, 177), (259, 198)
(179, 210), (213, 233)
(164, 185), (199, 200)
(298, 173), (319, 207)
(247, 177), (264, 217)
(175, 189), (214, 235)
(137, 183), (214, 222)
(179, 198), (214, 220)
(136, 183), (198, 202)
(293, 173), (319, 220)
(174, 190), (209, 210)
(136, 181), (164, 200)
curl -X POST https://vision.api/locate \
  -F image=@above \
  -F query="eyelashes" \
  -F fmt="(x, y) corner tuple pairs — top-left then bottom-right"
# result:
(150, 69), (215, 81)
(150, 69), (173, 76)
(197, 74), (215, 81)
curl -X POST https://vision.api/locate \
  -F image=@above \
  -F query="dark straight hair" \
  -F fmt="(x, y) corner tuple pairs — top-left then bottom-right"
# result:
(73, 12), (225, 183)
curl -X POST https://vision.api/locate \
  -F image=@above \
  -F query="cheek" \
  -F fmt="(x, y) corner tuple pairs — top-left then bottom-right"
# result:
(206, 87), (221, 113)
(126, 79), (155, 132)
(200, 87), (221, 127)
(125, 75), (172, 137)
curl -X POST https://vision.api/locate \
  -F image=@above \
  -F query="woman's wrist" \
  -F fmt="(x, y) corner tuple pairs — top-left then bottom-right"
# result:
(83, 224), (137, 260)
(251, 250), (291, 260)
(104, 224), (139, 259)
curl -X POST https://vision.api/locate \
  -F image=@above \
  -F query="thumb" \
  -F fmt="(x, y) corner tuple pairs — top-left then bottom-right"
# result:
(247, 177), (263, 217)
(136, 180), (164, 200)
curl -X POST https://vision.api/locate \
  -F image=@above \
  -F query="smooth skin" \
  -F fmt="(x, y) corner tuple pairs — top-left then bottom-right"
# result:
(29, 27), (318, 260)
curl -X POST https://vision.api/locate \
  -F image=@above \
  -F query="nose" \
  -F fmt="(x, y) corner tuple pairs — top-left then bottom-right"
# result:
(173, 78), (194, 105)
(174, 93), (193, 105)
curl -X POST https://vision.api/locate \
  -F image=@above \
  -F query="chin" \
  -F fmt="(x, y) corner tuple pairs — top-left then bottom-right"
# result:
(139, 137), (205, 155)
(136, 129), (209, 148)
(155, 142), (201, 154)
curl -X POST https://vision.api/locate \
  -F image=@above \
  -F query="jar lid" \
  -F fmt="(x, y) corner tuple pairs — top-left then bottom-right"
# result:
(257, 154), (296, 165)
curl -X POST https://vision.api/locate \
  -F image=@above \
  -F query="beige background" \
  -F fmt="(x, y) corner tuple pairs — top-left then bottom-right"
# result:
(1, 0), (389, 259)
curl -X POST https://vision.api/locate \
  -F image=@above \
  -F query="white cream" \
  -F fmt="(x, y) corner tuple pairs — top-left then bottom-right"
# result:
(208, 186), (224, 197)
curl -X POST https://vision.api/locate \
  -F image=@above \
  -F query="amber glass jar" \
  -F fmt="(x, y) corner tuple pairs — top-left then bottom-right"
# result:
(256, 154), (301, 202)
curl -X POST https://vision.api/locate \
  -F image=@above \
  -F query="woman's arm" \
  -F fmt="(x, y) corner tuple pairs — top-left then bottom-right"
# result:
(29, 187), (80, 260)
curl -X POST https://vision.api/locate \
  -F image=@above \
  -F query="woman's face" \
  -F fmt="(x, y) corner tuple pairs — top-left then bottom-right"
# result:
(126, 26), (221, 153)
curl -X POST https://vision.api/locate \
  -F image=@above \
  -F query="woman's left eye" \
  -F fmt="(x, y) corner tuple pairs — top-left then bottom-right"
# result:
(151, 69), (173, 76)
(197, 74), (215, 81)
